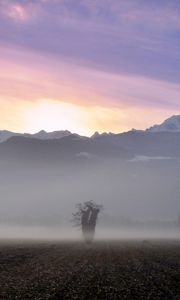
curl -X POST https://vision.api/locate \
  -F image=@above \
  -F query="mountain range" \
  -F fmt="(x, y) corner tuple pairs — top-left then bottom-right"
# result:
(0, 129), (74, 143)
(0, 115), (179, 163)
(1, 115), (180, 144)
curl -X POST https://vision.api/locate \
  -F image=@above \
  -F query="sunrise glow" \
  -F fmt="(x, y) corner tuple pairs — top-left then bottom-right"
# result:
(0, 0), (180, 135)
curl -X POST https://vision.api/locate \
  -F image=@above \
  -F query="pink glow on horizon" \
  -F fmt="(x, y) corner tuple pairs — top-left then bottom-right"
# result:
(0, 42), (179, 135)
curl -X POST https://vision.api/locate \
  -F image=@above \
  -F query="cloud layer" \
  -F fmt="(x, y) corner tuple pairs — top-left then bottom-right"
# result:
(0, 0), (180, 134)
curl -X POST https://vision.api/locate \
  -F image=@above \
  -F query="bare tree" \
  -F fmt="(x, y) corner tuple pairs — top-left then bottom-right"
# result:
(73, 200), (103, 243)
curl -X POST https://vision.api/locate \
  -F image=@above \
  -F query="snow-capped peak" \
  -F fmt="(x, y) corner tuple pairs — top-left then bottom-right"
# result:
(147, 115), (180, 133)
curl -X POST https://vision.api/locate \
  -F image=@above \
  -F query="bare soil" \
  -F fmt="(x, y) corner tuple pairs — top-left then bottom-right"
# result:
(0, 240), (179, 299)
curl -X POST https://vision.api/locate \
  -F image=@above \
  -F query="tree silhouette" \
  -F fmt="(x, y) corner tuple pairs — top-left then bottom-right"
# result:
(73, 200), (103, 243)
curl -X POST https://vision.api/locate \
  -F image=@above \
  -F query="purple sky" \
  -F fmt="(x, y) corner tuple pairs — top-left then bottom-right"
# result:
(0, 0), (180, 134)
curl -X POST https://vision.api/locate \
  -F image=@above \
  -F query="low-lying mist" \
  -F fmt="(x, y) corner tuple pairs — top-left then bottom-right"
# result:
(0, 157), (180, 240)
(0, 226), (179, 241)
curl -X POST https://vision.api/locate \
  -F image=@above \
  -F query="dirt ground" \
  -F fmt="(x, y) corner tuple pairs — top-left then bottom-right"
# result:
(0, 240), (179, 299)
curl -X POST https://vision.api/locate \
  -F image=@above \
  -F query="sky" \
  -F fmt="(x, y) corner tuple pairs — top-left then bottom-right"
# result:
(0, 0), (180, 136)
